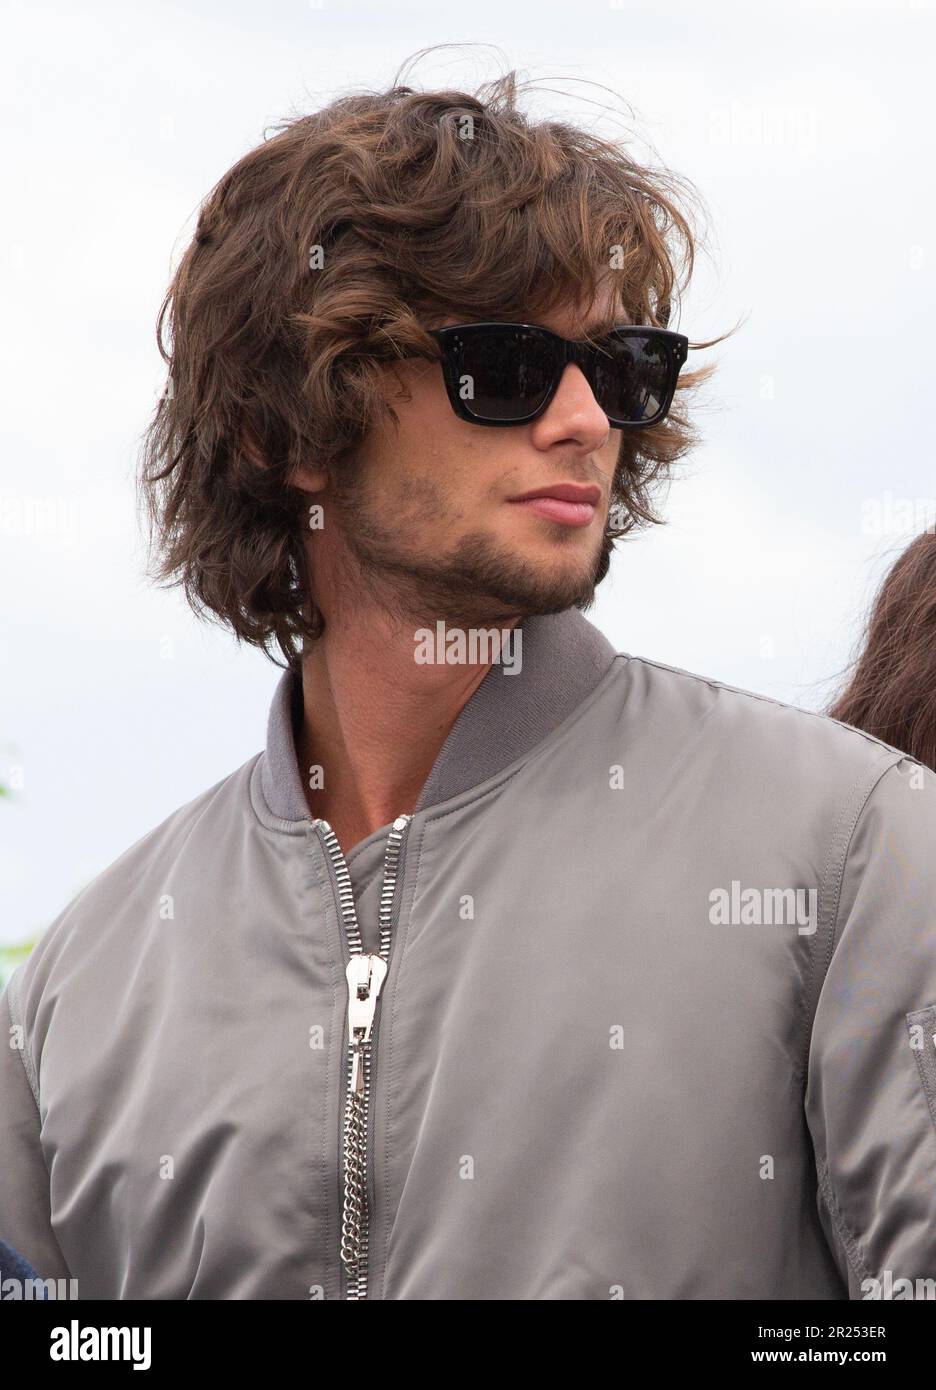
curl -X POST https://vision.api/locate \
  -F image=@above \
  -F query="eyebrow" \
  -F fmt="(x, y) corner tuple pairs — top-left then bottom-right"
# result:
(575, 317), (629, 339)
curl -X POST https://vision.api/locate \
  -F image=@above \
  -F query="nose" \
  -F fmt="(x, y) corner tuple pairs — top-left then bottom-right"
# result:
(529, 363), (612, 452)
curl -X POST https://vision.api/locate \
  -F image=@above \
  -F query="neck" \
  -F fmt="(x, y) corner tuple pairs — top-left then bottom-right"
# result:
(297, 590), (519, 856)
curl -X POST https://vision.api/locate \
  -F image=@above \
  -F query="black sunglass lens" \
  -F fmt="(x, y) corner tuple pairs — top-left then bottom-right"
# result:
(453, 327), (557, 422)
(591, 334), (673, 424)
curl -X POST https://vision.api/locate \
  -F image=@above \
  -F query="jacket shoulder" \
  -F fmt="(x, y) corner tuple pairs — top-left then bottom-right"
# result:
(614, 650), (919, 776)
(12, 753), (262, 1015)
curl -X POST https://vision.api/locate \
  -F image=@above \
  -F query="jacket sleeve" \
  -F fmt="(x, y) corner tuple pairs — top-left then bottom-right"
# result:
(0, 973), (71, 1281)
(806, 756), (936, 1297)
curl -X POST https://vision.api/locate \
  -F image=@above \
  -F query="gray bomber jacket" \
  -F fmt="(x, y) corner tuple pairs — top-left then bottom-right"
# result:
(3, 607), (936, 1300)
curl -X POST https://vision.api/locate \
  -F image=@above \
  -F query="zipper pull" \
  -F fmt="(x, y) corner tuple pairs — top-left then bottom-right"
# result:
(346, 954), (388, 1094)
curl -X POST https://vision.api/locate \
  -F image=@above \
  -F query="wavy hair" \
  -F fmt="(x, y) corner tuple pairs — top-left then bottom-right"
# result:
(829, 529), (936, 770)
(139, 52), (725, 667)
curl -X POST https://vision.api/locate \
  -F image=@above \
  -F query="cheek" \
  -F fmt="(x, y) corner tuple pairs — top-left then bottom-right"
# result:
(360, 369), (442, 477)
(385, 360), (451, 428)
(600, 431), (624, 475)
(374, 370), (466, 478)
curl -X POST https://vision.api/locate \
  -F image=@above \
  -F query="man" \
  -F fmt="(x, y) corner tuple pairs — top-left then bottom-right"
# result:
(2, 69), (936, 1302)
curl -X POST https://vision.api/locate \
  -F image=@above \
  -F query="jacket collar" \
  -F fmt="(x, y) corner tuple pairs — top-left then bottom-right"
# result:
(259, 607), (618, 824)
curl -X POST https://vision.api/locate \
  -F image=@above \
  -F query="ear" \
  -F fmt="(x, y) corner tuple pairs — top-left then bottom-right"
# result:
(290, 459), (330, 495)
(240, 423), (329, 495)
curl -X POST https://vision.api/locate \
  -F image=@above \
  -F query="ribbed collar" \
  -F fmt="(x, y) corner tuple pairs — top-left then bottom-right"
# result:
(258, 607), (618, 825)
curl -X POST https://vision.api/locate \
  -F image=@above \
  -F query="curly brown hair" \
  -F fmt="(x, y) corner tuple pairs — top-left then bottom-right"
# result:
(139, 53), (726, 669)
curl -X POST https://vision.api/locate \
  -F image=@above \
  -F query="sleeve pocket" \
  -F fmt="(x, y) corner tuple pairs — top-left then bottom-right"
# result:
(907, 1004), (936, 1132)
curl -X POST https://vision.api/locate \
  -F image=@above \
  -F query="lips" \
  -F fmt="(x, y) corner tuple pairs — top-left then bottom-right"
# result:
(508, 483), (601, 528)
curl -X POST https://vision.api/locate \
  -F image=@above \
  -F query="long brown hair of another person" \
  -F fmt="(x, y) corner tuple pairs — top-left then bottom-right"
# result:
(830, 529), (936, 772)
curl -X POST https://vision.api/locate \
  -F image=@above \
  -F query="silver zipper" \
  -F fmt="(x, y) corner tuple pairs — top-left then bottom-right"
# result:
(314, 813), (412, 1301)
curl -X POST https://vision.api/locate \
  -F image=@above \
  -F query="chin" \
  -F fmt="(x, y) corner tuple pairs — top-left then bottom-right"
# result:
(484, 555), (600, 616)
(399, 526), (605, 625)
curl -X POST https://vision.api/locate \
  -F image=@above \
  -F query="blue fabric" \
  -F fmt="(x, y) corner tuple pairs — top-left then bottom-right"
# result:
(0, 1239), (47, 1296)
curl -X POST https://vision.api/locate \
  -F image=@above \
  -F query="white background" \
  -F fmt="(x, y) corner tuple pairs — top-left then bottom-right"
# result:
(2, 0), (934, 943)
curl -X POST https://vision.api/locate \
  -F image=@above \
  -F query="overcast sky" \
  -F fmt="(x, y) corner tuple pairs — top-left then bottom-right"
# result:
(2, 0), (934, 943)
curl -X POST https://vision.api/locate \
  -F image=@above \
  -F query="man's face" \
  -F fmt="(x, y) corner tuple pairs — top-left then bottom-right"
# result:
(315, 291), (624, 626)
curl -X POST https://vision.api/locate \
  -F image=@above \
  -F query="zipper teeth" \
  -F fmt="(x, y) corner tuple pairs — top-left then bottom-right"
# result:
(378, 817), (408, 956)
(314, 814), (411, 1301)
(315, 819), (364, 955)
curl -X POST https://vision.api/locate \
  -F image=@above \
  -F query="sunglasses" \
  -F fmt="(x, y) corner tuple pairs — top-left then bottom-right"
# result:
(427, 322), (689, 429)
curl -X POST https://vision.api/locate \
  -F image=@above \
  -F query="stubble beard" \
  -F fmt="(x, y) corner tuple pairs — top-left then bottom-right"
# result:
(329, 471), (611, 631)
